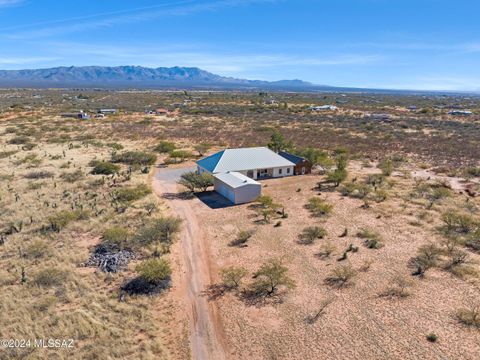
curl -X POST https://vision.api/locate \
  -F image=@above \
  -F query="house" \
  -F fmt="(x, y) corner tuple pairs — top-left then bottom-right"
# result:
(197, 147), (295, 180)
(213, 171), (261, 204)
(98, 108), (117, 115)
(309, 105), (338, 111)
(448, 110), (472, 116)
(61, 111), (90, 120)
(278, 151), (312, 175)
(155, 108), (169, 115)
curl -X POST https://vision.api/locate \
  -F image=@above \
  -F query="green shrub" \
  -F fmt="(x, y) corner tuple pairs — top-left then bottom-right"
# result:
(378, 159), (394, 176)
(133, 217), (182, 246)
(456, 305), (480, 328)
(90, 161), (120, 175)
(298, 226), (327, 245)
(24, 171), (54, 179)
(326, 168), (347, 187)
(34, 268), (68, 287)
(229, 229), (255, 247)
(47, 209), (90, 232)
(357, 228), (383, 249)
(426, 333), (438, 342)
(442, 210), (477, 233)
(154, 141), (176, 153)
(8, 135), (30, 144)
(102, 227), (130, 249)
(250, 259), (295, 296)
(178, 171), (214, 192)
(25, 240), (50, 259)
(220, 266), (248, 289)
(305, 197), (333, 217)
(340, 182), (371, 199)
(112, 151), (156, 166)
(168, 150), (194, 163)
(325, 264), (357, 287)
(136, 258), (172, 284)
(113, 184), (151, 203)
(60, 169), (84, 182)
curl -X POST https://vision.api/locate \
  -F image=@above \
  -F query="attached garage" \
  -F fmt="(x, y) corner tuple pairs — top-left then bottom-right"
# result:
(213, 171), (261, 205)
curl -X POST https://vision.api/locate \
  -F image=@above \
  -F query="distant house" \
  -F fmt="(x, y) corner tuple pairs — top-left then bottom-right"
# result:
(155, 108), (169, 115)
(408, 106), (417, 111)
(197, 147), (295, 180)
(448, 110), (472, 116)
(370, 113), (391, 121)
(197, 147), (297, 204)
(278, 151), (312, 175)
(61, 111), (90, 120)
(98, 108), (117, 114)
(309, 105), (338, 111)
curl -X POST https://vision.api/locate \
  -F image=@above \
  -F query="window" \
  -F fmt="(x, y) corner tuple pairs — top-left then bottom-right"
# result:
(279, 168), (282, 175)
(287, 168), (290, 174)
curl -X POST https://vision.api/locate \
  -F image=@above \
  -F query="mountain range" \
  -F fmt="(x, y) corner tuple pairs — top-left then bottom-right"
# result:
(0, 65), (318, 90)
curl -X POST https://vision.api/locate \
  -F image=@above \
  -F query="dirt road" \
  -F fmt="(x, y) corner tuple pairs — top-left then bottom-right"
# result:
(152, 165), (228, 360)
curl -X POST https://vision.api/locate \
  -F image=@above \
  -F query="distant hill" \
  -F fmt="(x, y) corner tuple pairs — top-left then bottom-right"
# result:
(0, 65), (318, 90)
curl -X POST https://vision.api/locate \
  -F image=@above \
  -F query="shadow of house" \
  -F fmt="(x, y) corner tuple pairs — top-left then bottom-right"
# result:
(196, 191), (237, 209)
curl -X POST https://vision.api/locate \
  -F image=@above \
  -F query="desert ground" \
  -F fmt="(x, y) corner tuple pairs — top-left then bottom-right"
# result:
(0, 89), (479, 359)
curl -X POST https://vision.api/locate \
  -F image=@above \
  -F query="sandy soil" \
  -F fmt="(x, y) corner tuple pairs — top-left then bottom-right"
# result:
(160, 163), (480, 360)
(152, 165), (229, 360)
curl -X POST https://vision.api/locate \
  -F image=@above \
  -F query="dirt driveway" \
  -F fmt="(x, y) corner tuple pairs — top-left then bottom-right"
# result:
(152, 165), (229, 360)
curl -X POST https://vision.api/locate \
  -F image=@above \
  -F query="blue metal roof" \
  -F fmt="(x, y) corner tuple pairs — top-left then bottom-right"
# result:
(196, 149), (225, 172)
(278, 151), (306, 164)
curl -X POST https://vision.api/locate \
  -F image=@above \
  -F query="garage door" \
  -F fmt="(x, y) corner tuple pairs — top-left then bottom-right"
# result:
(215, 183), (235, 203)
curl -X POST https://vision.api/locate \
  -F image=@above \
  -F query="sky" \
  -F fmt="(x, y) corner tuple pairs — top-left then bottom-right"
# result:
(0, 0), (479, 91)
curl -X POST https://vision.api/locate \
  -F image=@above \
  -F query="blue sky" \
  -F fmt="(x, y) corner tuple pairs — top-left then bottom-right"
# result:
(0, 0), (479, 90)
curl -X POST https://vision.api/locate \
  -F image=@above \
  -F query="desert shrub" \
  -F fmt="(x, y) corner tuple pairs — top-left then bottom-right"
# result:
(316, 242), (336, 259)
(408, 243), (442, 276)
(168, 150), (194, 163)
(441, 210), (477, 233)
(340, 182), (371, 199)
(113, 184), (151, 203)
(133, 217), (182, 246)
(365, 174), (385, 186)
(106, 142), (124, 150)
(325, 168), (347, 187)
(194, 142), (211, 156)
(305, 197), (333, 217)
(47, 209), (90, 232)
(178, 171), (214, 192)
(60, 169), (84, 182)
(465, 167), (480, 177)
(456, 305), (480, 328)
(135, 258), (172, 284)
(465, 230), (480, 251)
(229, 229), (255, 247)
(154, 140), (176, 153)
(380, 274), (413, 298)
(112, 151), (156, 166)
(90, 161), (120, 175)
(220, 266), (248, 289)
(249, 259), (295, 296)
(24, 240), (50, 259)
(325, 264), (356, 287)
(34, 268), (68, 287)
(378, 159), (394, 176)
(102, 227), (130, 249)
(0, 150), (17, 159)
(370, 189), (388, 202)
(357, 228), (383, 249)
(8, 135), (30, 144)
(24, 170), (54, 179)
(426, 333), (438, 343)
(298, 226), (327, 245)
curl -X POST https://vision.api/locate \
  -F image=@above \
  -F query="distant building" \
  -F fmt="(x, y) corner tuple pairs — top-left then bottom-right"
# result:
(309, 105), (338, 111)
(370, 113), (391, 121)
(155, 108), (169, 115)
(98, 108), (117, 114)
(448, 110), (473, 116)
(61, 111), (90, 120)
(408, 105), (417, 111)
